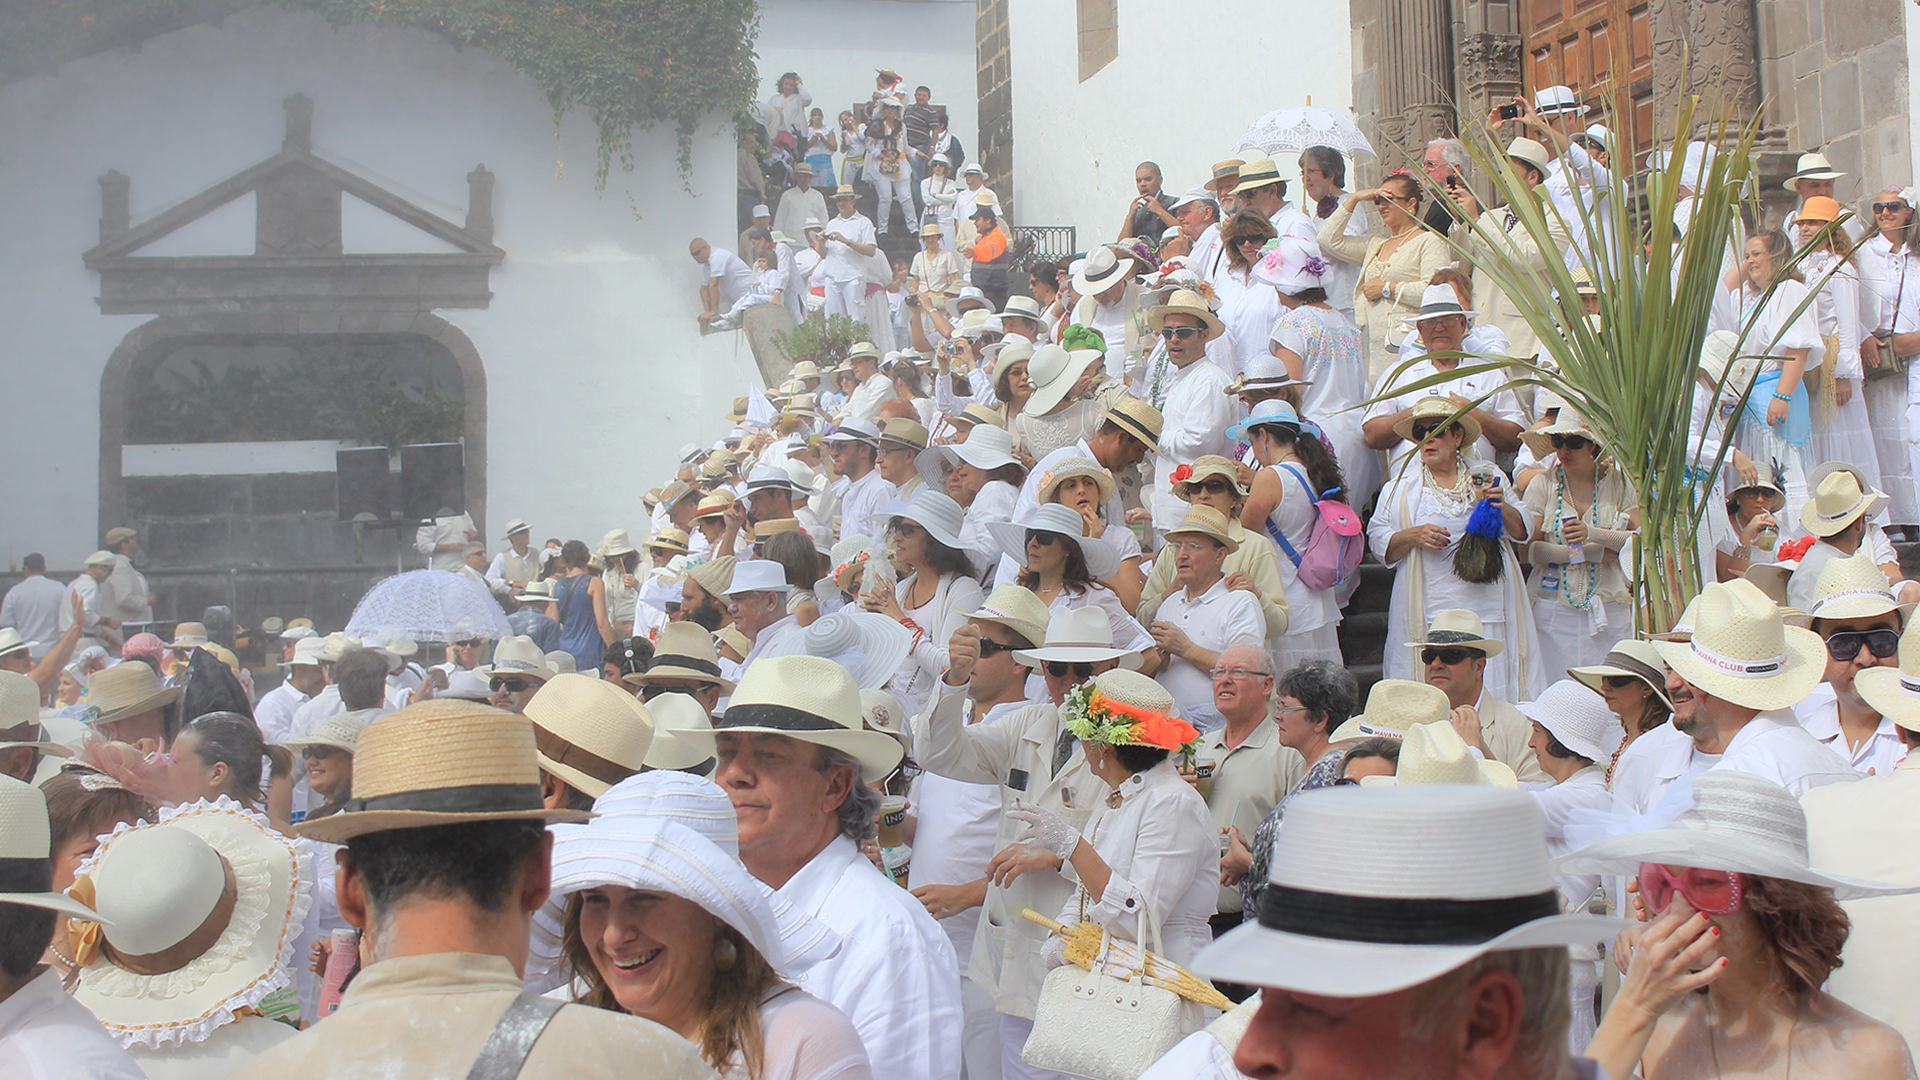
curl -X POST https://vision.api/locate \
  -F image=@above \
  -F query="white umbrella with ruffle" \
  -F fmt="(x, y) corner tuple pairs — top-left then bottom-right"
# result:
(343, 569), (511, 644)
(1236, 105), (1376, 161)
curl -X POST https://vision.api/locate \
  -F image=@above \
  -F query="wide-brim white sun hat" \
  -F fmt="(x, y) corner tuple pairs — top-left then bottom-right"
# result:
(1652, 579), (1824, 713)
(890, 488), (968, 550)
(1556, 771), (1920, 901)
(1194, 786), (1622, 997)
(800, 610), (914, 692)
(986, 503), (1123, 581)
(72, 797), (314, 1049)
(670, 655), (904, 783)
(1010, 605), (1146, 670)
(1515, 679), (1624, 765)
(916, 424), (1023, 488)
(1023, 343), (1106, 417)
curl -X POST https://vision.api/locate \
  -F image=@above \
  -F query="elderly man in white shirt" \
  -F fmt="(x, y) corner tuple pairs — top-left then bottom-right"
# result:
(686, 656), (962, 1080)
(1789, 549), (1912, 776)
(1148, 507), (1267, 732)
(1363, 285), (1527, 462)
(825, 419), (896, 543)
(1143, 290), (1235, 533)
(255, 636), (327, 747)
(725, 560), (805, 669)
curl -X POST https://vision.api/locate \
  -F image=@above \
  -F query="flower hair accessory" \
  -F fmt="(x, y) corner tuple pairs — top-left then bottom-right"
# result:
(1169, 464), (1193, 484)
(1060, 683), (1200, 751)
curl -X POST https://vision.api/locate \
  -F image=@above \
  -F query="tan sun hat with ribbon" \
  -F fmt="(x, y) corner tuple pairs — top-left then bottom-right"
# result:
(86, 662), (182, 730)
(524, 674), (655, 799)
(1783, 546), (1914, 629)
(960, 583), (1051, 650)
(1328, 679), (1451, 743)
(1652, 579), (1825, 712)
(1165, 504), (1240, 552)
(1361, 721), (1517, 789)
(1800, 462), (1889, 537)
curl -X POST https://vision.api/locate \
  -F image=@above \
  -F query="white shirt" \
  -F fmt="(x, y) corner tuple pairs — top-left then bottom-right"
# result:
(0, 576), (67, 656)
(706, 246), (754, 306)
(836, 468), (897, 545)
(1611, 722), (1721, 818)
(254, 679), (312, 745)
(0, 968), (148, 1080)
(740, 613), (806, 670)
(59, 575), (110, 641)
(844, 373), (893, 424)
(1544, 143), (1611, 269)
(101, 554), (152, 624)
(823, 214), (877, 281)
(485, 547), (541, 593)
(958, 480), (1018, 577)
(1793, 684), (1909, 777)
(1267, 200), (1321, 247)
(1055, 759), (1219, 966)
(907, 697), (1018, 964)
(1151, 578), (1266, 729)
(1530, 765), (1611, 907)
(1150, 359), (1236, 530)
(1366, 355), (1527, 462)
(779, 835), (963, 1080)
(774, 186), (830, 246)
(1716, 711), (1859, 796)
(413, 513), (476, 572)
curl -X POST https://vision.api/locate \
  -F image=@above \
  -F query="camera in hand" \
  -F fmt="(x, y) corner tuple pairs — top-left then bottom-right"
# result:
(1498, 103), (1522, 120)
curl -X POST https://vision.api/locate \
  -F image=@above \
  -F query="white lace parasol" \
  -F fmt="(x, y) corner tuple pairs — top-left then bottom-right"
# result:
(343, 569), (512, 643)
(1236, 105), (1376, 161)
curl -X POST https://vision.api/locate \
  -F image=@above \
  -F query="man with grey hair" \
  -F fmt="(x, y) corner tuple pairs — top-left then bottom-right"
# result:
(1422, 136), (1472, 234)
(697, 655), (963, 1080)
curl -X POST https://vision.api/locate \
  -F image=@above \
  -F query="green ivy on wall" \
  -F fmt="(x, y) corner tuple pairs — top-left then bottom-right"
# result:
(3, 0), (760, 186)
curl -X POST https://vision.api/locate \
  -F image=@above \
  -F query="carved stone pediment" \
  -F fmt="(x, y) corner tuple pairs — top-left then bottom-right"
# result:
(83, 95), (503, 317)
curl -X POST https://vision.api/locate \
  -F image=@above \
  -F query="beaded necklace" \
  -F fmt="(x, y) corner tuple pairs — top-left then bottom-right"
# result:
(1421, 453), (1475, 516)
(1552, 464), (1601, 609)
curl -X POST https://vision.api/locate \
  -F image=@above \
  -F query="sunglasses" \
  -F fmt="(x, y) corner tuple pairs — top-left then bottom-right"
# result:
(489, 677), (533, 694)
(1638, 862), (1743, 916)
(1874, 201), (1910, 214)
(892, 521), (924, 538)
(1191, 478), (1234, 495)
(1231, 235), (1265, 247)
(1422, 648), (1480, 666)
(1159, 326), (1205, 340)
(1825, 628), (1900, 662)
(1409, 422), (1454, 441)
(1549, 434), (1591, 451)
(1025, 530), (1062, 548)
(1043, 660), (1096, 679)
(453, 639), (485, 649)
(1601, 675), (1643, 689)
(977, 638), (1021, 657)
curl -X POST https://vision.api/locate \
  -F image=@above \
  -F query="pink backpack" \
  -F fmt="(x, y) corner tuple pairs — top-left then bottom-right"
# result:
(1264, 463), (1365, 604)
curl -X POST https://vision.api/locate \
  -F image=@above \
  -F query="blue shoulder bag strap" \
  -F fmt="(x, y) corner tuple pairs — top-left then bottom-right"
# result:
(1262, 463), (1318, 567)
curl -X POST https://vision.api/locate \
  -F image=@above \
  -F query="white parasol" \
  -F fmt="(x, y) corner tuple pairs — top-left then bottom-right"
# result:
(343, 569), (512, 644)
(1236, 105), (1376, 162)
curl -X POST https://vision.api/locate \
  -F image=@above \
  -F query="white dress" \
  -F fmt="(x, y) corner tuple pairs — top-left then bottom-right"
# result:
(1259, 460), (1343, 668)
(1276, 304), (1376, 507)
(1367, 461), (1544, 701)
(1860, 233), (1920, 525)
(733, 986), (874, 1080)
(1803, 250), (1882, 496)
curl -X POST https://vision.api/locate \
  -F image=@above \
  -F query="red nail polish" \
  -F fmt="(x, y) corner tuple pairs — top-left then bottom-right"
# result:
(1710, 926), (1720, 936)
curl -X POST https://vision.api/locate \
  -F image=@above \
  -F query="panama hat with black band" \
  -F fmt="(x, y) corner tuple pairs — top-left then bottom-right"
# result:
(1101, 394), (1165, 456)
(624, 622), (736, 695)
(669, 655), (904, 783)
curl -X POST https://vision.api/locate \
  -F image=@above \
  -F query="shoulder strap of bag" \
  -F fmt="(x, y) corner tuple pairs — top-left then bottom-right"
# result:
(556, 576), (578, 623)
(1262, 463), (1317, 565)
(465, 992), (567, 1080)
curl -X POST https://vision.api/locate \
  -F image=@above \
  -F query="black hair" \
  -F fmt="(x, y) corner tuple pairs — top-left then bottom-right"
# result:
(1342, 737), (1403, 773)
(334, 649), (391, 711)
(179, 712), (289, 808)
(0, 859), (57, 977)
(345, 819), (547, 917)
(1113, 743), (1170, 773)
(604, 637), (654, 678)
(1286, 287), (1330, 304)
(1252, 419), (1347, 501)
(1537, 728), (1591, 764)
(1301, 146), (1347, 188)
(21, 553), (44, 574)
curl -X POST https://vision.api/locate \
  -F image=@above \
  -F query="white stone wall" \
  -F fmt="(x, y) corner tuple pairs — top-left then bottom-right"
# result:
(0, 8), (754, 568)
(1006, 0), (1355, 244)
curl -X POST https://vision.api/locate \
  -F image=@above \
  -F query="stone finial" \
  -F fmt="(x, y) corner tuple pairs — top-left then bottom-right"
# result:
(467, 166), (495, 243)
(284, 93), (314, 152)
(99, 170), (130, 244)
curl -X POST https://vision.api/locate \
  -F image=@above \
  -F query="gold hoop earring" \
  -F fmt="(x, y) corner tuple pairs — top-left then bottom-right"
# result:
(714, 936), (738, 973)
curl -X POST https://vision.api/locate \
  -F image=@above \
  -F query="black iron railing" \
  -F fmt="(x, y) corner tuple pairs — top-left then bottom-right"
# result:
(1012, 225), (1077, 269)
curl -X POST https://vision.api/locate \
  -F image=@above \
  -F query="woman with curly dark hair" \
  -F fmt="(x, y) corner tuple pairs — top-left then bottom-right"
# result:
(863, 489), (983, 712)
(1566, 771), (1916, 1077)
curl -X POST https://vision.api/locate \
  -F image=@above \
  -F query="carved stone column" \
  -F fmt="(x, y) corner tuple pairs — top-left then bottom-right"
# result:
(1648, 0), (1790, 214)
(1457, 33), (1523, 136)
(1365, 0), (1457, 174)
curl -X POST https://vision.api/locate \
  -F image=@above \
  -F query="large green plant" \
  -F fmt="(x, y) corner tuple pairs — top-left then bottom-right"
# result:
(772, 315), (871, 373)
(2, 0), (759, 185)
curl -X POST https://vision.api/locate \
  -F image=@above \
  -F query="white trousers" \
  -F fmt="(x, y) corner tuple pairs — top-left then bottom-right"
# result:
(1272, 623), (1342, 676)
(871, 171), (916, 234)
(1000, 1014), (1073, 1080)
(824, 275), (865, 320)
(961, 977), (1002, 1080)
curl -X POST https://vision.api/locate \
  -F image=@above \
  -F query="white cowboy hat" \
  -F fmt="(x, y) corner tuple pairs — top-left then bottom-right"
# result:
(1567, 639), (1673, 711)
(1328, 678), (1451, 742)
(73, 798), (315, 1048)
(1533, 84), (1588, 117)
(1145, 288), (1226, 343)
(1652, 579), (1824, 713)
(1782, 151), (1846, 191)
(524, 673), (655, 799)
(1783, 546), (1914, 629)
(801, 610), (914, 691)
(477, 634), (558, 683)
(625, 622), (736, 694)
(1558, 771), (1920, 901)
(961, 583), (1052, 649)
(0, 671), (72, 757)
(1012, 606), (1145, 670)
(1396, 282), (1478, 328)
(722, 559), (793, 597)
(1404, 608), (1505, 658)
(671, 655), (905, 783)
(916, 424), (1024, 488)
(1516, 679), (1624, 765)
(986, 503), (1123, 581)
(0, 775), (105, 920)
(1360, 721), (1517, 788)
(641, 692), (717, 773)
(889, 488), (968, 550)
(1799, 461), (1889, 537)
(1070, 246), (1133, 295)
(1022, 343), (1106, 416)
(1195, 786), (1622, 997)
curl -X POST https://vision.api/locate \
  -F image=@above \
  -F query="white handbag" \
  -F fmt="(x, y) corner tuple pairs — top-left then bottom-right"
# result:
(1021, 901), (1197, 1080)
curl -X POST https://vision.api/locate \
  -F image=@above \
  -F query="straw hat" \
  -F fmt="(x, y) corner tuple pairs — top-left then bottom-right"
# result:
(1361, 721), (1517, 788)
(0, 628), (34, 660)
(167, 622), (210, 649)
(961, 584), (1051, 649)
(73, 798), (314, 1048)
(646, 528), (692, 556)
(824, 418), (882, 448)
(742, 464), (805, 498)
(280, 710), (375, 755)
(1171, 454), (1247, 502)
(1519, 408), (1602, 461)
(1231, 157), (1283, 194)
(1023, 343), (1107, 416)
(860, 688), (910, 751)
(945, 286), (992, 318)
(477, 635), (558, 683)
(1101, 394), (1165, 454)
(1784, 546), (1914, 629)
(641, 693), (716, 772)
(278, 637), (327, 669)
(1165, 504), (1240, 552)
(0, 775), (104, 920)
(1397, 283), (1478, 330)
(1036, 455), (1116, 507)
(986, 503), (1123, 581)
(1391, 395), (1484, 448)
(1506, 137), (1553, 177)
(1405, 609), (1505, 658)
(1012, 606), (1145, 670)
(87, 662), (182, 728)
(1568, 639), (1673, 710)
(1210, 157), (1244, 180)
(683, 555), (737, 603)
(1800, 462), (1889, 537)
(544, 651), (577, 676)
(989, 339), (1034, 385)
(1783, 151), (1846, 191)
(673, 656), (904, 782)
(627, 622), (736, 694)
(1195, 786), (1621, 997)
(714, 625), (750, 661)
(524, 674), (654, 799)
(1558, 771), (1920, 900)
(1533, 84), (1588, 117)
(891, 489), (968, 550)
(1067, 669), (1195, 750)
(693, 491), (735, 522)
(916, 424), (1023, 488)
(1652, 579), (1825, 712)
(879, 418), (931, 452)
(293, 700), (592, 843)
(1854, 613), (1920, 730)
(1516, 679), (1624, 765)
(1146, 288), (1226, 342)
(1328, 679), (1451, 742)
(1070, 246), (1133, 295)
(0, 671), (72, 757)
(513, 580), (556, 606)
(1697, 330), (1759, 393)
(956, 403), (1005, 430)
(801, 611), (914, 691)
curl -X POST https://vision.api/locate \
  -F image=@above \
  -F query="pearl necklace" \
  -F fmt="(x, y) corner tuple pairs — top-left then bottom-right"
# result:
(1421, 454), (1475, 516)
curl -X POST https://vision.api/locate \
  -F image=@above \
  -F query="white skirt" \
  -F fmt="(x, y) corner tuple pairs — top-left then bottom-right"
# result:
(1865, 373), (1916, 525)
(1531, 595), (1616, 672)
(1808, 381), (1883, 497)
(1273, 623), (1343, 676)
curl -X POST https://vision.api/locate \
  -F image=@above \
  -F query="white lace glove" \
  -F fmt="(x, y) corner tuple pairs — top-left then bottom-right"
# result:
(1007, 802), (1081, 860)
(1040, 934), (1069, 969)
